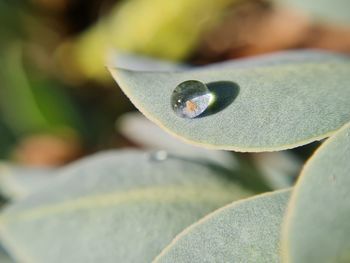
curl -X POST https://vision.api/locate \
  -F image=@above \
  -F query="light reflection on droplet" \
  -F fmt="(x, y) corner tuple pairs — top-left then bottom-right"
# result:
(171, 80), (212, 118)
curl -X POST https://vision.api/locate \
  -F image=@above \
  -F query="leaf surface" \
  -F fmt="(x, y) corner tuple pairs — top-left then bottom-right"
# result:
(282, 122), (350, 262)
(155, 189), (290, 263)
(117, 112), (237, 169)
(109, 51), (350, 152)
(0, 163), (54, 200)
(0, 150), (250, 263)
(0, 244), (14, 263)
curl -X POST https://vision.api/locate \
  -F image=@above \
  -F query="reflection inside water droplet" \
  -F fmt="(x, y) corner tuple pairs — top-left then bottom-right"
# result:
(149, 150), (168, 162)
(171, 80), (213, 118)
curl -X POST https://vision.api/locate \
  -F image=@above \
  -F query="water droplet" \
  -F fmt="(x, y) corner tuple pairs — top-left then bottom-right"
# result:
(171, 80), (212, 118)
(149, 150), (168, 162)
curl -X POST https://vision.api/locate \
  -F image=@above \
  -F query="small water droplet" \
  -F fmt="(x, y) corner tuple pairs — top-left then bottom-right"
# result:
(171, 80), (212, 118)
(149, 150), (168, 162)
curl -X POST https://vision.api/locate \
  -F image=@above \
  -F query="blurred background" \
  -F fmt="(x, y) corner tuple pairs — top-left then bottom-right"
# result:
(0, 0), (349, 168)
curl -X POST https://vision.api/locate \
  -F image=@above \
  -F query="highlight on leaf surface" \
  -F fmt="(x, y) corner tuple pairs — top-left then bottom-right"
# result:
(0, 150), (251, 263)
(109, 50), (350, 152)
(282, 122), (350, 263)
(154, 189), (290, 263)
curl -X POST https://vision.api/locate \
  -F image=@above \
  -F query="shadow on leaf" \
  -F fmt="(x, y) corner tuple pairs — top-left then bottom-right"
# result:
(198, 81), (240, 118)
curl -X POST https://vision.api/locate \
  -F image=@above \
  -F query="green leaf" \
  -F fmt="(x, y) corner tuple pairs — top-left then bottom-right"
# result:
(0, 163), (54, 200)
(109, 50), (350, 152)
(117, 112), (272, 192)
(0, 150), (251, 263)
(0, 244), (14, 263)
(117, 112), (237, 169)
(0, 44), (82, 136)
(281, 0), (350, 25)
(154, 189), (290, 263)
(252, 152), (301, 189)
(282, 122), (350, 262)
(0, 120), (15, 159)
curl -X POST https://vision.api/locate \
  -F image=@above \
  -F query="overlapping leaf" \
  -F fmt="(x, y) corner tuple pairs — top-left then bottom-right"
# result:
(117, 112), (237, 169)
(0, 244), (13, 263)
(0, 150), (251, 263)
(154, 189), (290, 263)
(0, 163), (55, 200)
(282, 122), (350, 262)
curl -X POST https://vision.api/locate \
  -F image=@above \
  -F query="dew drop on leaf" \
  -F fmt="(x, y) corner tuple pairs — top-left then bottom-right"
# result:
(149, 150), (168, 162)
(171, 80), (212, 118)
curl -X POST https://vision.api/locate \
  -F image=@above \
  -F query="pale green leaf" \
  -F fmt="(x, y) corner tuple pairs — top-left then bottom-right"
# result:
(109, 50), (350, 152)
(117, 112), (237, 169)
(252, 152), (301, 189)
(154, 189), (290, 263)
(117, 112), (272, 192)
(0, 163), (54, 200)
(282, 122), (350, 262)
(0, 245), (14, 263)
(0, 150), (251, 263)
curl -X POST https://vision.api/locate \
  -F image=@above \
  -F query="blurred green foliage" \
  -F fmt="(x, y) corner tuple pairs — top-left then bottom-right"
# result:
(69, 0), (238, 81)
(0, 1), (132, 161)
(0, 0), (239, 162)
